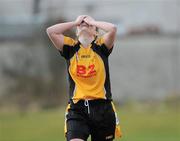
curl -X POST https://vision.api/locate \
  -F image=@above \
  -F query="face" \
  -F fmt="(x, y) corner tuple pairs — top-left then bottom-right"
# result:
(77, 21), (96, 37)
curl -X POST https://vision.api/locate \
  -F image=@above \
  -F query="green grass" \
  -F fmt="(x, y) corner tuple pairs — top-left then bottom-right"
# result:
(0, 107), (179, 141)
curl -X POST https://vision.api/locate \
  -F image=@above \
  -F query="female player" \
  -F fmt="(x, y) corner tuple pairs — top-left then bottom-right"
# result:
(46, 15), (122, 141)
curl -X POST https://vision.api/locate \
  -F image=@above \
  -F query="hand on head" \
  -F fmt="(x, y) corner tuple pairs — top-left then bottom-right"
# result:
(75, 15), (97, 39)
(74, 15), (87, 26)
(75, 15), (95, 26)
(83, 16), (95, 26)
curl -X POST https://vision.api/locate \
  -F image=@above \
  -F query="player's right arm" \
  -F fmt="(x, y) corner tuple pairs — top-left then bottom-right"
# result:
(46, 15), (86, 51)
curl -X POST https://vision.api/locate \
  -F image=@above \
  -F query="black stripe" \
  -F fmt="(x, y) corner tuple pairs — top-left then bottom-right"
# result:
(91, 43), (112, 100)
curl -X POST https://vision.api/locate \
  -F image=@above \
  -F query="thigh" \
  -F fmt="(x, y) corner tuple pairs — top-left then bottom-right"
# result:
(66, 105), (90, 141)
(90, 102), (116, 141)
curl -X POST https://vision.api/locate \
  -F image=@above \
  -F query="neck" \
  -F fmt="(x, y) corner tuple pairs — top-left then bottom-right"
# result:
(78, 34), (94, 48)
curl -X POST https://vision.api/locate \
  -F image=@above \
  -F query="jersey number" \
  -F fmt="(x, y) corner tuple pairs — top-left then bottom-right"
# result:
(77, 64), (96, 75)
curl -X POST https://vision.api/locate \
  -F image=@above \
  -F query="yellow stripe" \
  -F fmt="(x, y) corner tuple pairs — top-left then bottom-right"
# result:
(64, 36), (76, 46)
(95, 37), (104, 46)
(111, 102), (123, 138)
(64, 104), (70, 135)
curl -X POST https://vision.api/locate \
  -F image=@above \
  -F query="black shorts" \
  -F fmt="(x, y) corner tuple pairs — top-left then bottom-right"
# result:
(65, 99), (116, 141)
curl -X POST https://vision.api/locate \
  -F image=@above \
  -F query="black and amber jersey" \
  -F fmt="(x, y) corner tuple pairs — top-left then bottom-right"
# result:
(59, 36), (113, 103)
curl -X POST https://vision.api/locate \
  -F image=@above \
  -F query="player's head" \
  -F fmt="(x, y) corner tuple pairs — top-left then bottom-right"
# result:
(76, 20), (97, 39)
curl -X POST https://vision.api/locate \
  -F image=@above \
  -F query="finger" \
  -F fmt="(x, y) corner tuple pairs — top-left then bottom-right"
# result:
(78, 15), (87, 19)
(75, 16), (86, 25)
(85, 15), (94, 20)
(83, 17), (91, 23)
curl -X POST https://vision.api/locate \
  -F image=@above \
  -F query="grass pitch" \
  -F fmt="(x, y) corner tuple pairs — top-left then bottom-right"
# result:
(0, 106), (179, 141)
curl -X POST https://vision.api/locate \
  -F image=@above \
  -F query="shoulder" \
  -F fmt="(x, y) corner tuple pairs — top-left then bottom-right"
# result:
(95, 36), (105, 46)
(94, 36), (113, 57)
(64, 36), (77, 46)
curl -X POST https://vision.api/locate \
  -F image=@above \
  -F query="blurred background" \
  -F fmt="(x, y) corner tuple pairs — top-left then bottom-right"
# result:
(0, 0), (179, 141)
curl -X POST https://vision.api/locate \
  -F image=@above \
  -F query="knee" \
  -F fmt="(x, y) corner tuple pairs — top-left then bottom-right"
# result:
(70, 139), (84, 141)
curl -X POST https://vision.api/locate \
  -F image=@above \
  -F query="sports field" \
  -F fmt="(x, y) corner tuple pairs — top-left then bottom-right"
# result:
(0, 106), (179, 141)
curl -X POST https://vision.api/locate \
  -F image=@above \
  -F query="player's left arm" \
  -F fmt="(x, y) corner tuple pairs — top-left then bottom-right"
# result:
(84, 16), (117, 50)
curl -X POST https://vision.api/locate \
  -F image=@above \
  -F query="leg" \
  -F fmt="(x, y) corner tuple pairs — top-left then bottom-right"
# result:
(70, 139), (84, 141)
(65, 103), (90, 141)
(90, 102), (116, 141)
(66, 128), (89, 141)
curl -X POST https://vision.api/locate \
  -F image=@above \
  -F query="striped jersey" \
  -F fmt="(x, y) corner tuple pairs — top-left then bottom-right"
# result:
(59, 36), (113, 103)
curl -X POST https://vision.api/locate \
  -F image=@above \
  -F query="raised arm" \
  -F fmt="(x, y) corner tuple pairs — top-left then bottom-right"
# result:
(84, 17), (117, 50)
(46, 15), (86, 51)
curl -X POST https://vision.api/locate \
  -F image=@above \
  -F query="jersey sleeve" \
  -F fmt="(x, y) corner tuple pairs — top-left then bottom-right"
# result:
(59, 36), (76, 60)
(95, 37), (113, 57)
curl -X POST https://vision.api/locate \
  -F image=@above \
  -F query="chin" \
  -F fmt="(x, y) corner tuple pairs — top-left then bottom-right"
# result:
(79, 30), (91, 36)
(81, 27), (89, 31)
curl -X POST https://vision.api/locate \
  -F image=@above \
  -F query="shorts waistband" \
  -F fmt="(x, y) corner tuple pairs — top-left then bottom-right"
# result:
(69, 99), (112, 105)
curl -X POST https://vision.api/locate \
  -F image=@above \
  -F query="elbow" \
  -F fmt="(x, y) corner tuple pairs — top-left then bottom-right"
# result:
(46, 27), (52, 35)
(46, 27), (56, 36)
